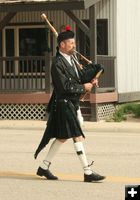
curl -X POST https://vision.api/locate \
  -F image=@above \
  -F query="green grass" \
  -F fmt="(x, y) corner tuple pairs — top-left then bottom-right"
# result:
(112, 103), (140, 122)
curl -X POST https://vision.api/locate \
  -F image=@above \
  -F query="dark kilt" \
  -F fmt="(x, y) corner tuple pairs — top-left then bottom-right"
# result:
(34, 99), (85, 159)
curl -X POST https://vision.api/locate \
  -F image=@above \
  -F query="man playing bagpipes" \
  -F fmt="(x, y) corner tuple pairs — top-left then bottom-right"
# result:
(34, 25), (105, 182)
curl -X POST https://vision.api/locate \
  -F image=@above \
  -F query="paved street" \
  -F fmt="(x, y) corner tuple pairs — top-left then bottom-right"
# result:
(0, 122), (140, 200)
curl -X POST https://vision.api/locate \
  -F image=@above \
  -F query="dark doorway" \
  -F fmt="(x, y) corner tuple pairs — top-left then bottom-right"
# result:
(76, 19), (108, 57)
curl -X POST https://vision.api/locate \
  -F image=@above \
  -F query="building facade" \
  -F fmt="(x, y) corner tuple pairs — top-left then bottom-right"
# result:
(0, 0), (139, 121)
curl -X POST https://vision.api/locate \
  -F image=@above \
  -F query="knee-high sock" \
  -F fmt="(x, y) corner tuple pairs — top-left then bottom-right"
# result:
(74, 141), (92, 175)
(40, 139), (63, 170)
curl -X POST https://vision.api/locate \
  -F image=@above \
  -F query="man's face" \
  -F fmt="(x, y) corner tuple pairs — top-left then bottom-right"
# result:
(60, 38), (76, 55)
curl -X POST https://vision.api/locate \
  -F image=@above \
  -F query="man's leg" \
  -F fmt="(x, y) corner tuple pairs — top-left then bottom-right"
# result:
(73, 136), (105, 182)
(37, 139), (66, 180)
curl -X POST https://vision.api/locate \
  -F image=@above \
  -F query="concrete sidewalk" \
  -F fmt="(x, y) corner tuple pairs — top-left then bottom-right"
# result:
(0, 120), (139, 133)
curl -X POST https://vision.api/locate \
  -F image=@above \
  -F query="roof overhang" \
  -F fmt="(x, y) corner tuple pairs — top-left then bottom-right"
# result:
(0, 0), (101, 12)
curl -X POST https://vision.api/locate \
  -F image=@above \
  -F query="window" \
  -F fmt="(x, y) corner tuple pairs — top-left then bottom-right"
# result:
(76, 19), (108, 56)
(19, 27), (52, 73)
(2, 26), (53, 75)
(97, 19), (108, 55)
(19, 28), (50, 56)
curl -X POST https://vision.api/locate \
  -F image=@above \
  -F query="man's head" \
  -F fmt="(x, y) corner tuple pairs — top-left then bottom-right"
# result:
(57, 27), (76, 55)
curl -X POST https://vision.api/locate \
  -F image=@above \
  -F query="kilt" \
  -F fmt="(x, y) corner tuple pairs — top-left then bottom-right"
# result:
(48, 99), (84, 138)
(34, 98), (85, 159)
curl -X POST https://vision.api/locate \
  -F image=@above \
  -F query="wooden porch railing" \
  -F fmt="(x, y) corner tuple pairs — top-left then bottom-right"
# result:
(0, 54), (51, 92)
(0, 55), (116, 93)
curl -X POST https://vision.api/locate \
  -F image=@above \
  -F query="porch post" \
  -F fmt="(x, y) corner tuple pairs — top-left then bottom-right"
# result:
(0, 29), (3, 89)
(44, 52), (52, 93)
(89, 4), (98, 121)
(0, 59), (2, 90)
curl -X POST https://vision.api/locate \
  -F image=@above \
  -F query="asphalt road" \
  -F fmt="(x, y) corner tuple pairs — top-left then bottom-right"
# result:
(0, 128), (140, 200)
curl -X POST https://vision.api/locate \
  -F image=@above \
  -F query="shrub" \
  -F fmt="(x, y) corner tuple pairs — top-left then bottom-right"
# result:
(112, 103), (140, 122)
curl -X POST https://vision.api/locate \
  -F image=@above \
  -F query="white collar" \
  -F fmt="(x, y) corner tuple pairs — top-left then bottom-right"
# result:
(59, 51), (72, 65)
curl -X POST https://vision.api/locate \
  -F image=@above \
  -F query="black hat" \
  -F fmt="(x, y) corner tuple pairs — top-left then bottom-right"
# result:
(57, 25), (74, 45)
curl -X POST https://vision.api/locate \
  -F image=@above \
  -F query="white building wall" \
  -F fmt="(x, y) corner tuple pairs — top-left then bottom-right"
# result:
(117, 0), (140, 93)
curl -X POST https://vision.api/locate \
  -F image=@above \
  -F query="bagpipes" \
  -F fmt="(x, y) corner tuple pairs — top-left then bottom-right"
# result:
(41, 13), (104, 101)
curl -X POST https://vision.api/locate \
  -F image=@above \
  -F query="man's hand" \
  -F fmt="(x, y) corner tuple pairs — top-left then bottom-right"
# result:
(83, 83), (93, 92)
(91, 78), (99, 87)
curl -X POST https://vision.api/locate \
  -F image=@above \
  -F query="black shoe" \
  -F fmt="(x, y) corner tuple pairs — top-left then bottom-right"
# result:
(84, 172), (106, 182)
(36, 167), (58, 180)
